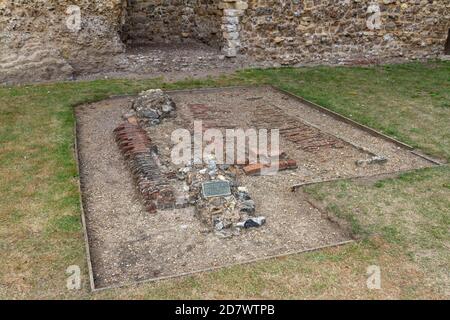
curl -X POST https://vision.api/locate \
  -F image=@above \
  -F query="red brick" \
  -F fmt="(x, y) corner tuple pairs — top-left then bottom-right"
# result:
(243, 159), (297, 175)
(243, 163), (265, 175)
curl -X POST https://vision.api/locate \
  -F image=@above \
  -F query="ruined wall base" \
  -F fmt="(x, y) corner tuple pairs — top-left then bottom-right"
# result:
(0, 1), (126, 85)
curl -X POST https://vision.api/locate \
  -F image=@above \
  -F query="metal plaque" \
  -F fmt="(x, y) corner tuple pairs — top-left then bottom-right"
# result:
(202, 181), (231, 198)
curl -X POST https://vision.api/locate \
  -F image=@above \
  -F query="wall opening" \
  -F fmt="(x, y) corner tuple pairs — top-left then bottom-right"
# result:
(121, 0), (222, 49)
(445, 29), (450, 55)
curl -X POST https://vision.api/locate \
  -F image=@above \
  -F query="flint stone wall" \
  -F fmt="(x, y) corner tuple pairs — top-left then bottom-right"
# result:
(0, 0), (449, 84)
(123, 0), (222, 47)
(240, 0), (450, 65)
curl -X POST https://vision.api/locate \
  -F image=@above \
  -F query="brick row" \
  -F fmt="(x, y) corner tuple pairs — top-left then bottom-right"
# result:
(252, 105), (344, 152)
(113, 121), (176, 213)
(188, 103), (237, 130)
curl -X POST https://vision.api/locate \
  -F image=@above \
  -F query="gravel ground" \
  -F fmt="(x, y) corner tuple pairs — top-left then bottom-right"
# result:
(76, 86), (433, 289)
(167, 87), (432, 184)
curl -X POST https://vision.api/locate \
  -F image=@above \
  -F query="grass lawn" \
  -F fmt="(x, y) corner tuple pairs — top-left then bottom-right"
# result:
(0, 61), (449, 299)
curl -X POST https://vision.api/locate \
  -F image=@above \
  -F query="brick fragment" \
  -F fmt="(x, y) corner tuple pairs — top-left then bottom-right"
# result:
(243, 163), (264, 175)
(243, 159), (298, 175)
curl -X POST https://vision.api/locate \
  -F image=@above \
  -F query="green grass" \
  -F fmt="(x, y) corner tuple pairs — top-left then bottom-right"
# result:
(304, 166), (450, 296)
(0, 61), (449, 299)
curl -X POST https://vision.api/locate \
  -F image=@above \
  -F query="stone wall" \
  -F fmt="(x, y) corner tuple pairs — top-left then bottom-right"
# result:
(1, 0), (449, 84)
(240, 0), (450, 65)
(0, 0), (127, 84)
(194, 0), (223, 47)
(123, 0), (222, 47)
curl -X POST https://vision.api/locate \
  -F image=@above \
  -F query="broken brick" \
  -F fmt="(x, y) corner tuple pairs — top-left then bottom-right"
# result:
(243, 159), (298, 176)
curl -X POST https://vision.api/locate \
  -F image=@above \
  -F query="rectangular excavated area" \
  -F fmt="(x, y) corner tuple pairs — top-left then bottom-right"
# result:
(75, 86), (437, 290)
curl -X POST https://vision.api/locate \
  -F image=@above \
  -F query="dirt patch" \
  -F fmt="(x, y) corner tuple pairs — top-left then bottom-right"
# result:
(76, 86), (433, 289)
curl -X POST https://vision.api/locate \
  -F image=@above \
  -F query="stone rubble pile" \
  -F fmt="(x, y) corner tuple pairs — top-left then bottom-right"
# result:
(131, 89), (177, 126)
(177, 157), (266, 237)
(117, 88), (309, 236)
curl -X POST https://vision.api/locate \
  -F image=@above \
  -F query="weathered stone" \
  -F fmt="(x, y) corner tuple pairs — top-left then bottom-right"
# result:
(239, 199), (255, 214)
(355, 155), (388, 167)
(236, 216), (266, 229)
(132, 89), (176, 121)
